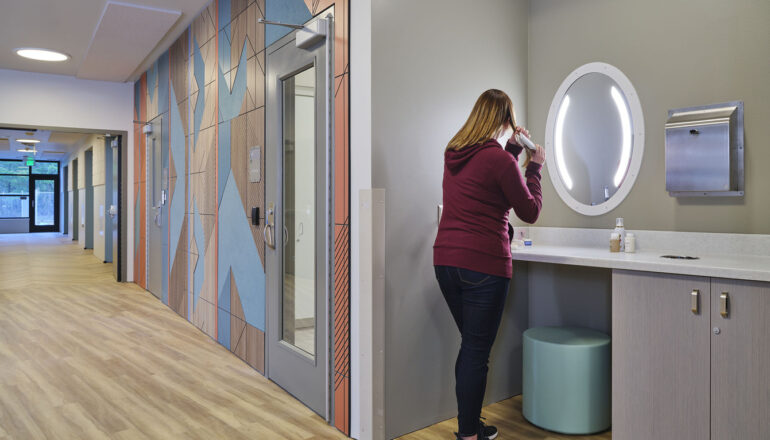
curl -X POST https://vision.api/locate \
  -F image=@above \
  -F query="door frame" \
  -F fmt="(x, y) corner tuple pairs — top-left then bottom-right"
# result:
(29, 162), (60, 233)
(265, 12), (335, 421)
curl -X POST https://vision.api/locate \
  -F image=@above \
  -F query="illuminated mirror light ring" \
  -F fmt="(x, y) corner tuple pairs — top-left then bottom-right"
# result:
(544, 62), (645, 217)
(554, 95), (573, 190)
(611, 86), (632, 187)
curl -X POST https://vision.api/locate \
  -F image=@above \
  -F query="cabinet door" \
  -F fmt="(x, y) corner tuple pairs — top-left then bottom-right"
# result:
(711, 278), (770, 440)
(612, 270), (710, 440)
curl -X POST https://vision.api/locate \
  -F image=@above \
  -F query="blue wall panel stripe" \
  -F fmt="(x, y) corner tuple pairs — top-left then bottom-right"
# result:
(218, 308), (231, 349)
(218, 172), (265, 331)
(193, 36), (206, 149)
(134, 80), (141, 118)
(219, 267), (231, 313)
(168, 83), (186, 269)
(219, 24), (232, 75)
(218, 0), (231, 30)
(265, 0), (312, 47)
(147, 61), (158, 106)
(218, 122), (231, 204)
(158, 51), (170, 115)
(193, 200), (206, 310)
(218, 40), (249, 123)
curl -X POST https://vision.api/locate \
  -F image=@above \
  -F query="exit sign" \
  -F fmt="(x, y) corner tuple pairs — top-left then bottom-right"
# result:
(25, 157), (35, 166)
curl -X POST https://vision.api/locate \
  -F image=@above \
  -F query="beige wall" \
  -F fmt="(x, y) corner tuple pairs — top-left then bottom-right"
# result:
(525, 0), (770, 233)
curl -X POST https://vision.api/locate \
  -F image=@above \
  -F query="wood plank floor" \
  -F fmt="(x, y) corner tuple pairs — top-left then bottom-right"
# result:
(0, 233), (346, 440)
(398, 396), (611, 440)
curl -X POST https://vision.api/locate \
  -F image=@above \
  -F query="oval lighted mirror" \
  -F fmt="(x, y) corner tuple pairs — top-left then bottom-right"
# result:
(544, 62), (644, 216)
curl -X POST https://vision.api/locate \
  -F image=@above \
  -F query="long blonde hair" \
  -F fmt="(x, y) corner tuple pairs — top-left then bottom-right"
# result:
(447, 89), (531, 165)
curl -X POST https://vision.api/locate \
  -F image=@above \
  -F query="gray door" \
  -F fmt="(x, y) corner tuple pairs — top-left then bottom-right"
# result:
(63, 166), (68, 235)
(711, 278), (770, 440)
(265, 15), (333, 418)
(72, 159), (78, 241)
(104, 137), (114, 263)
(105, 136), (121, 280)
(147, 118), (164, 297)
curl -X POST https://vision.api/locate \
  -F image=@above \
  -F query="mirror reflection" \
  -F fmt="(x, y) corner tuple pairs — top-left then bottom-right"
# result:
(553, 73), (633, 206)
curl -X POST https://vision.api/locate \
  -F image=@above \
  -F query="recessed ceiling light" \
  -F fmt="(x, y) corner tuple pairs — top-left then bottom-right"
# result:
(17, 148), (36, 153)
(15, 48), (70, 62)
(16, 138), (40, 143)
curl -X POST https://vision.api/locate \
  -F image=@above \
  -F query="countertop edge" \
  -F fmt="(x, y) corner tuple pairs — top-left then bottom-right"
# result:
(511, 248), (770, 283)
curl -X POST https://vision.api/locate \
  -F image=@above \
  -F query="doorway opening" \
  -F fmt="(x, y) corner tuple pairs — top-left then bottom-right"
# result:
(0, 125), (128, 280)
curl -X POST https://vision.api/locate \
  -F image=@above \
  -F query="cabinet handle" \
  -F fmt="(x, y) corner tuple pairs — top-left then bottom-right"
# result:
(720, 292), (729, 318)
(691, 289), (700, 314)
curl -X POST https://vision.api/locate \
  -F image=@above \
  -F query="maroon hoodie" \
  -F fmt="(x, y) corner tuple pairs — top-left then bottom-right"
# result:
(433, 139), (543, 278)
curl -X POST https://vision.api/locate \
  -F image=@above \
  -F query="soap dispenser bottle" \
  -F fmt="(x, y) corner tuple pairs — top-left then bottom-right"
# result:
(613, 218), (626, 252)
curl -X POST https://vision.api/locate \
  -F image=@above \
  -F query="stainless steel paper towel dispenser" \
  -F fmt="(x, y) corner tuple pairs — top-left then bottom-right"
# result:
(665, 101), (744, 197)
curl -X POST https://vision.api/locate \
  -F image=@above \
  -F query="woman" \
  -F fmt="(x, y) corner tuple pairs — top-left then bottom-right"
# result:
(434, 89), (545, 440)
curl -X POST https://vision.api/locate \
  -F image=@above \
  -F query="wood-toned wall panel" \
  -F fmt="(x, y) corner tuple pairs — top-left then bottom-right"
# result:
(244, 324), (265, 373)
(191, 2), (217, 47)
(230, 270), (245, 322)
(193, 82), (218, 136)
(170, 31), (189, 105)
(200, 229), (218, 304)
(229, 113), (250, 209)
(131, 0), (351, 433)
(189, 172), (217, 217)
(169, 219), (188, 317)
(191, 126), (216, 174)
(192, 297), (217, 338)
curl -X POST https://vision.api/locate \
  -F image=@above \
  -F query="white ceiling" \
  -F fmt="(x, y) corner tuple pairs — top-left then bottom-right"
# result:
(0, 0), (211, 82)
(0, 127), (92, 161)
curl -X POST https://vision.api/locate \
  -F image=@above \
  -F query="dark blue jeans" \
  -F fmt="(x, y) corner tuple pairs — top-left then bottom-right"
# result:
(435, 265), (510, 436)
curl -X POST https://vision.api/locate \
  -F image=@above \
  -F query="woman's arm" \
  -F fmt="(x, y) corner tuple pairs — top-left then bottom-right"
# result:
(504, 141), (524, 160)
(496, 159), (543, 224)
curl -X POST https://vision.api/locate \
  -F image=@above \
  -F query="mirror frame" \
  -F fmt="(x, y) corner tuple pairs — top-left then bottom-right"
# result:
(544, 62), (645, 216)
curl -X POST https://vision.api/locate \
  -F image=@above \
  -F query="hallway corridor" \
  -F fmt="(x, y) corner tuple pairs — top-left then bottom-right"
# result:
(0, 233), (345, 439)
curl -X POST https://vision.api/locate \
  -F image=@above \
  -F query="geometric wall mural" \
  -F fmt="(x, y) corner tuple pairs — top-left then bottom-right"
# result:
(133, 0), (350, 434)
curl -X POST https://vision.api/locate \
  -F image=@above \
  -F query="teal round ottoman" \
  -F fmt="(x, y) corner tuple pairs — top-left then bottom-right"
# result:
(522, 326), (611, 434)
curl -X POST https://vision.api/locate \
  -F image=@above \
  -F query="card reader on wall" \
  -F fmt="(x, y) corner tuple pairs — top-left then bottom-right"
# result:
(665, 101), (744, 197)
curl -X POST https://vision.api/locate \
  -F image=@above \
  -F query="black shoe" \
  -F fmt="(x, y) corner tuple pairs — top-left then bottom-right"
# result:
(479, 418), (498, 439)
(453, 419), (498, 440)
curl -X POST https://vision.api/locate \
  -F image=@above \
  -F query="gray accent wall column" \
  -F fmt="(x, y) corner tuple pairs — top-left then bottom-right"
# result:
(85, 149), (94, 249)
(371, 0), (530, 437)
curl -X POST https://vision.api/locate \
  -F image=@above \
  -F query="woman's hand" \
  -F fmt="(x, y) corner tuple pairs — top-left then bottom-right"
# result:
(509, 126), (530, 145)
(531, 144), (546, 165)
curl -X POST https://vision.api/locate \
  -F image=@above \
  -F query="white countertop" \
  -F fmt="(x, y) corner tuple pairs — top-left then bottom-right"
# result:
(511, 244), (770, 283)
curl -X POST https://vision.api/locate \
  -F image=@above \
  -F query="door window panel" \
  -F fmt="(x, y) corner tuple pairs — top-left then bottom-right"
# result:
(282, 66), (317, 357)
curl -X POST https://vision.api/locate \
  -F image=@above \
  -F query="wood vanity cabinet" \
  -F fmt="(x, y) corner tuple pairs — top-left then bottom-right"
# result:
(612, 270), (770, 440)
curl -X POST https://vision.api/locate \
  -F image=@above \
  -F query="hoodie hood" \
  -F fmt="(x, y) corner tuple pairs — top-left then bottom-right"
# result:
(444, 139), (502, 173)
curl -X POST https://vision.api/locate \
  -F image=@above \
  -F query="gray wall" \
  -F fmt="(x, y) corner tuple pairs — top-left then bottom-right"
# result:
(371, 0), (530, 437)
(525, 0), (770, 233)
(0, 218), (29, 234)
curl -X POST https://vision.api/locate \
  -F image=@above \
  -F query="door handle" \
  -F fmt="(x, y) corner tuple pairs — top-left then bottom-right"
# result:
(720, 292), (729, 318)
(263, 223), (275, 249)
(264, 205), (275, 249)
(153, 205), (162, 227)
(283, 225), (289, 246)
(691, 289), (700, 314)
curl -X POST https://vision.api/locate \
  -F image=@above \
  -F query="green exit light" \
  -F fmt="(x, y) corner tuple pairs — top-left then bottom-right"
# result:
(25, 157), (35, 166)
